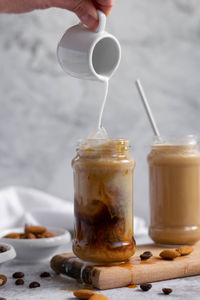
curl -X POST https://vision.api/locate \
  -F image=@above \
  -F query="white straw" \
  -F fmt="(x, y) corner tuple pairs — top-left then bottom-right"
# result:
(135, 79), (160, 137)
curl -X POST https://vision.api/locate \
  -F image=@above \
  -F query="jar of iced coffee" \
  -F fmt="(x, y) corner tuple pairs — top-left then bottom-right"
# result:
(72, 138), (135, 263)
(148, 135), (200, 245)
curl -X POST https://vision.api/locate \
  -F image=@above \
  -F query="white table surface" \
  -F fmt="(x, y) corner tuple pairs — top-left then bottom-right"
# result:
(0, 235), (200, 300)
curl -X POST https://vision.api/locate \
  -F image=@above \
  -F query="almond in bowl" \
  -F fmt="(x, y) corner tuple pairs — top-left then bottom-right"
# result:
(0, 225), (71, 262)
(3, 224), (56, 240)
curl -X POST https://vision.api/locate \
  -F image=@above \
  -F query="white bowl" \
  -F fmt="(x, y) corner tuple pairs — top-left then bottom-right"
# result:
(0, 227), (71, 262)
(0, 242), (16, 264)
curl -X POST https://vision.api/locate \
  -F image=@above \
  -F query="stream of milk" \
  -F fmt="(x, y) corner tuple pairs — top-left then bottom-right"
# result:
(88, 78), (110, 140)
(98, 79), (109, 130)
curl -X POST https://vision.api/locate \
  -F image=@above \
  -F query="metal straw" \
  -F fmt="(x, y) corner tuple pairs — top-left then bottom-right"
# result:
(135, 79), (160, 137)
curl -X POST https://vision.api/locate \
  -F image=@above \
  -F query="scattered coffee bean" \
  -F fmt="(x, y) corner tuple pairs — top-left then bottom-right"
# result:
(0, 246), (7, 253)
(162, 288), (173, 295)
(0, 275), (7, 287)
(140, 283), (152, 291)
(12, 272), (24, 279)
(140, 251), (153, 260)
(40, 272), (51, 278)
(15, 279), (24, 285)
(29, 281), (40, 288)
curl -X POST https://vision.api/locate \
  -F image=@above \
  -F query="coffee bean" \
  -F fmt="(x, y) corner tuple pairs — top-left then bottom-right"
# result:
(40, 272), (51, 278)
(162, 288), (173, 295)
(0, 297), (7, 300)
(140, 251), (153, 260)
(12, 272), (24, 279)
(29, 281), (40, 288)
(140, 283), (152, 291)
(15, 279), (24, 285)
(0, 246), (7, 253)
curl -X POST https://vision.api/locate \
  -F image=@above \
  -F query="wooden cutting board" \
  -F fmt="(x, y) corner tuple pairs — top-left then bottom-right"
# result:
(50, 242), (200, 290)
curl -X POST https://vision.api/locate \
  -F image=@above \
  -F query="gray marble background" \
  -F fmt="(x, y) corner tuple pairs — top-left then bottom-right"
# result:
(0, 0), (200, 223)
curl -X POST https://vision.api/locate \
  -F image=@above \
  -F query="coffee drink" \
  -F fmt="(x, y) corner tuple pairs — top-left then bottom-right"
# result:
(72, 139), (135, 263)
(148, 136), (200, 245)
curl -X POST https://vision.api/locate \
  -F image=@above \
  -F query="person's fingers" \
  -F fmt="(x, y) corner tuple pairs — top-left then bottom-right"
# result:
(94, 0), (114, 16)
(0, 0), (40, 13)
(49, 0), (98, 30)
(0, 0), (114, 29)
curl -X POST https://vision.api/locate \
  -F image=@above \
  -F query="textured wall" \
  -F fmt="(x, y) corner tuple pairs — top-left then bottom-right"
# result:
(0, 0), (200, 223)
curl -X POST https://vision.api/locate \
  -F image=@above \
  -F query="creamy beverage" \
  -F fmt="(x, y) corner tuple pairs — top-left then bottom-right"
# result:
(72, 139), (135, 263)
(148, 136), (200, 245)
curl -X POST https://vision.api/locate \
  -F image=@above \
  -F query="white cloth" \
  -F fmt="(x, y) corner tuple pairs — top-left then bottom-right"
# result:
(0, 186), (147, 235)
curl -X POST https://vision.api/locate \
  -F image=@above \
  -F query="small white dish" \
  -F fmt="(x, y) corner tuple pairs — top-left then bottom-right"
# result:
(0, 242), (16, 264)
(0, 227), (71, 262)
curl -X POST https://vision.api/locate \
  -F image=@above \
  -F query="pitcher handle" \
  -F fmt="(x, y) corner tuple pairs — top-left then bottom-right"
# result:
(95, 10), (106, 33)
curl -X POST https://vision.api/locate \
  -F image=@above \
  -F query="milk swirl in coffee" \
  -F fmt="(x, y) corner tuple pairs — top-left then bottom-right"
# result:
(72, 138), (135, 263)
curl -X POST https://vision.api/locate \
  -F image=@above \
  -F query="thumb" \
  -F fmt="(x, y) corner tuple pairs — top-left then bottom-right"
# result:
(73, 0), (99, 30)
(49, 0), (99, 30)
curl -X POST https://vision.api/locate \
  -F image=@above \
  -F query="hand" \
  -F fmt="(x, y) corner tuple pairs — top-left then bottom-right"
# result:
(0, 0), (114, 30)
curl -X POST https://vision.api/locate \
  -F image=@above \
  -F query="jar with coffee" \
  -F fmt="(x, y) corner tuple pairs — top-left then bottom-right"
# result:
(148, 135), (200, 245)
(72, 138), (135, 263)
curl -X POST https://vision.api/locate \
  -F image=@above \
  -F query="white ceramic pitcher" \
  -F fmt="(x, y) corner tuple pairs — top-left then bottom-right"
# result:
(57, 10), (121, 81)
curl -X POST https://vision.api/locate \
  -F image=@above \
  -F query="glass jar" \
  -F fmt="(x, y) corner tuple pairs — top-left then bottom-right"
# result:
(72, 139), (135, 263)
(148, 135), (200, 245)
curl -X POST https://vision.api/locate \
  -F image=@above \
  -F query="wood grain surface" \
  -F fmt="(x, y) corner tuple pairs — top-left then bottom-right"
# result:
(50, 242), (200, 290)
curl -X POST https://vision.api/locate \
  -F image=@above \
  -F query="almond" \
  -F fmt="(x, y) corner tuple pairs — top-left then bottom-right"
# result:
(0, 246), (7, 253)
(4, 225), (55, 240)
(176, 246), (194, 256)
(73, 289), (96, 299)
(36, 234), (46, 239)
(159, 249), (181, 260)
(24, 224), (29, 234)
(0, 275), (7, 286)
(4, 233), (20, 239)
(19, 234), (26, 239)
(89, 295), (109, 300)
(25, 233), (36, 239)
(25, 225), (46, 234)
(42, 231), (56, 238)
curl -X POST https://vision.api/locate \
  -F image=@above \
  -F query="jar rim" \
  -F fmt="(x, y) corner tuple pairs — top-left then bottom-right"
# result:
(76, 138), (130, 154)
(153, 134), (198, 146)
